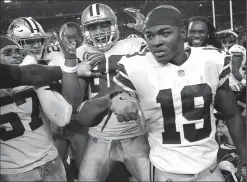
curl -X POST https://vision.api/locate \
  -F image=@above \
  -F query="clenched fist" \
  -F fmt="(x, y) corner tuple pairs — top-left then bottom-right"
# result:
(109, 92), (147, 132)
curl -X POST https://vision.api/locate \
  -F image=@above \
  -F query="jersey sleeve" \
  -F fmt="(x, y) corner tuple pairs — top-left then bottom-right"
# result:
(132, 37), (147, 53)
(113, 56), (140, 99)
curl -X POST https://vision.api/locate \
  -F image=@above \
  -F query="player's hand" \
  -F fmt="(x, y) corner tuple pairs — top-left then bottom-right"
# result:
(236, 162), (246, 182)
(58, 23), (78, 57)
(110, 92), (140, 122)
(237, 101), (246, 118)
(124, 7), (145, 32)
(109, 92), (147, 132)
(77, 52), (105, 77)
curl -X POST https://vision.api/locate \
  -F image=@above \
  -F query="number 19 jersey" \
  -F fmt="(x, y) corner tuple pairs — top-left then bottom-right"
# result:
(115, 47), (231, 174)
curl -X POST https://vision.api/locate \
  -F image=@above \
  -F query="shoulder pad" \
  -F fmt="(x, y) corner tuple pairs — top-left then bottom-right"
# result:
(202, 47), (223, 53)
(120, 37), (146, 45)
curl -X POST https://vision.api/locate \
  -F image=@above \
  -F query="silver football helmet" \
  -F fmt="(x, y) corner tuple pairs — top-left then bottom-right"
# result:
(81, 3), (119, 52)
(7, 17), (47, 59)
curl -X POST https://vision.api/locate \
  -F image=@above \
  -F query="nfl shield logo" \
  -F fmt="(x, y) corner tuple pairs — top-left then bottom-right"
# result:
(178, 69), (185, 77)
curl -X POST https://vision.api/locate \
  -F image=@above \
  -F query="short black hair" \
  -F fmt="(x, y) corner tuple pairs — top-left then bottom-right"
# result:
(188, 16), (224, 50)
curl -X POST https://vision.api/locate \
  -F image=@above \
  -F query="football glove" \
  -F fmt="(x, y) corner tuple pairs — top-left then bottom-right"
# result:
(77, 52), (104, 77)
(124, 7), (145, 32)
(109, 92), (147, 132)
(58, 22), (80, 58)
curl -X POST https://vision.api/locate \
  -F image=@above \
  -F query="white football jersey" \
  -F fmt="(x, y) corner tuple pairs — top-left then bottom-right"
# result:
(0, 87), (57, 174)
(228, 44), (246, 90)
(76, 38), (147, 140)
(43, 44), (65, 67)
(115, 47), (231, 174)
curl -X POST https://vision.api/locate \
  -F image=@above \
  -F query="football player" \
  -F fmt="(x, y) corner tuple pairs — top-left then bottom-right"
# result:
(1, 17), (72, 181)
(53, 22), (87, 181)
(7, 17), (47, 61)
(109, 5), (246, 181)
(62, 3), (150, 181)
(186, 16), (224, 49)
(0, 36), (62, 89)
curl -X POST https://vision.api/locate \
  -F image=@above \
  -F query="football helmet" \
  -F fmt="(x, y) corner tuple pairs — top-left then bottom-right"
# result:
(81, 3), (119, 52)
(127, 34), (139, 39)
(7, 17), (47, 59)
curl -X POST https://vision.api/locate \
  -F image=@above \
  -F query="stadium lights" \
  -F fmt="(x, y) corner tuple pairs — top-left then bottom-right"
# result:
(4, 0), (11, 3)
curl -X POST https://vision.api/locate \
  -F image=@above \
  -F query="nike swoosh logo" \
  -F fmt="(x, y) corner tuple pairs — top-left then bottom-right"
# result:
(119, 96), (127, 100)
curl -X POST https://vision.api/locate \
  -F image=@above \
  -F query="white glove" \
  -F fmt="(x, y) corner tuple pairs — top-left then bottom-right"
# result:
(77, 52), (105, 77)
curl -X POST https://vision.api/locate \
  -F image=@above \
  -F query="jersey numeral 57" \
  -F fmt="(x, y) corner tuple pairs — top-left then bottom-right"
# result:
(0, 91), (43, 141)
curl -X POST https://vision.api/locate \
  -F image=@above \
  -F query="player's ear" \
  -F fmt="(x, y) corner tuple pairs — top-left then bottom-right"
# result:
(180, 26), (187, 41)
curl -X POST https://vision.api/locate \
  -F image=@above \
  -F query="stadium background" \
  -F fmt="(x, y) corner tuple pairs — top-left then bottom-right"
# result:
(0, 0), (245, 181)
(1, 0), (246, 37)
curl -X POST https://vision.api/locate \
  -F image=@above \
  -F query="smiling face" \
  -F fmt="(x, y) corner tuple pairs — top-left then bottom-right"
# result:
(145, 24), (186, 64)
(86, 21), (112, 45)
(0, 45), (24, 65)
(187, 20), (209, 47)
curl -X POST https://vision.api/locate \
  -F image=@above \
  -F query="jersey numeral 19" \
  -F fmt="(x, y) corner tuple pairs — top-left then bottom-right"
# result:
(156, 83), (212, 144)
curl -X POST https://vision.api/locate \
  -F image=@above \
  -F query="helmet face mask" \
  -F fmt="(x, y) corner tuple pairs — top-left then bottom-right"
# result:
(7, 17), (47, 60)
(18, 37), (46, 56)
(81, 3), (119, 52)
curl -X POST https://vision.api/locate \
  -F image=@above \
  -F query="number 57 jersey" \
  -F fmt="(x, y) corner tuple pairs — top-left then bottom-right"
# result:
(0, 87), (56, 174)
(115, 47), (231, 174)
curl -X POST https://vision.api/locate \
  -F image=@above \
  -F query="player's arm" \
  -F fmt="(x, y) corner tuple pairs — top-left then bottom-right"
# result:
(231, 55), (244, 81)
(34, 85), (72, 127)
(215, 80), (246, 164)
(0, 64), (62, 89)
(21, 65), (62, 85)
(77, 83), (125, 126)
(62, 51), (104, 110)
(214, 55), (246, 165)
(62, 52), (86, 110)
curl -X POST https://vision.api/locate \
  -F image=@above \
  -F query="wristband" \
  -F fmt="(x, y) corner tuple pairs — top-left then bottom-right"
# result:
(62, 65), (78, 73)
